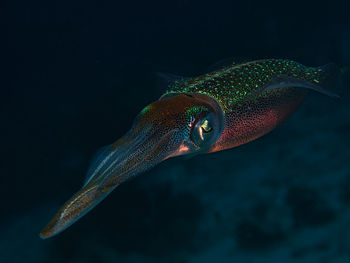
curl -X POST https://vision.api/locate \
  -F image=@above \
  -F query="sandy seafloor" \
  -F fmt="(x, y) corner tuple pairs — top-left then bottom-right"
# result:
(2, 1), (350, 263)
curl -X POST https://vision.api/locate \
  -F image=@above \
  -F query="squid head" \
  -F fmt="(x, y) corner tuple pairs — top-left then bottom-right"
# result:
(40, 93), (224, 239)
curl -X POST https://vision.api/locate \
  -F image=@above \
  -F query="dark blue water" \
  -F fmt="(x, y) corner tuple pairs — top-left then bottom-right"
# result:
(2, 1), (350, 262)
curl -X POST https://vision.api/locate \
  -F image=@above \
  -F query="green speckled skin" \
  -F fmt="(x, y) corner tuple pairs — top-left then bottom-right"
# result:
(165, 59), (327, 112)
(164, 59), (340, 151)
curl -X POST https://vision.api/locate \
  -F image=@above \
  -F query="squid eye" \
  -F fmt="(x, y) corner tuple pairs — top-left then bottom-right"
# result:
(191, 114), (215, 147)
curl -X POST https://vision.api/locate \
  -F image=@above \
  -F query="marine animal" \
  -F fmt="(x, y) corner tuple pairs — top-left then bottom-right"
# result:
(40, 59), (342, 239)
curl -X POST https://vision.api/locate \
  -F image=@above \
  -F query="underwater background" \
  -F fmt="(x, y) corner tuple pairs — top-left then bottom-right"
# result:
(2, 0), (350, 262)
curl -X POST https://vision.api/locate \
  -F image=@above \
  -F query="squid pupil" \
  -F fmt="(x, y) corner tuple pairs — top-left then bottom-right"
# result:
(200, 120), (212, 133)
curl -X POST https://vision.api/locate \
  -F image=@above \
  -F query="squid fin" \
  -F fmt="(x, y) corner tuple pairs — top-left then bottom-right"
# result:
(269, 63), (342, 97)
(245, 63), (343, 102)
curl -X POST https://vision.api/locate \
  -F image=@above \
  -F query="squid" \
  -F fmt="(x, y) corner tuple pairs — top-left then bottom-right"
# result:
(40, 59), (342, 239)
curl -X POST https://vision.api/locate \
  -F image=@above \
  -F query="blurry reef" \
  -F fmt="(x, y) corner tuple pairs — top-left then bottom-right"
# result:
(1, 1), (350, 263)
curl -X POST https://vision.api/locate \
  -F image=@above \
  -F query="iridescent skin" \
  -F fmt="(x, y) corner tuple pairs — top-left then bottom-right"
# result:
(40, 59), (341, 239)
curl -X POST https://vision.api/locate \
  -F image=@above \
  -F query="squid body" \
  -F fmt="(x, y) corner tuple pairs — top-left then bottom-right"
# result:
(40, 59), (342, 239)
